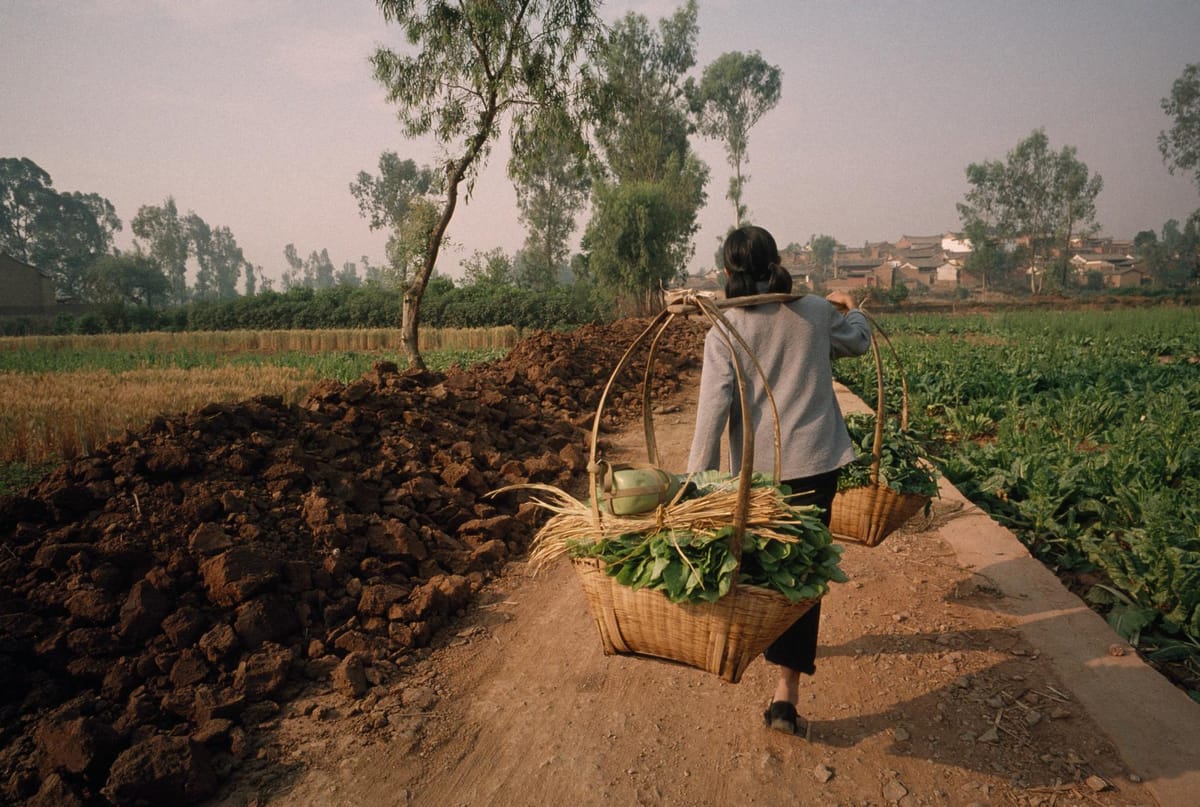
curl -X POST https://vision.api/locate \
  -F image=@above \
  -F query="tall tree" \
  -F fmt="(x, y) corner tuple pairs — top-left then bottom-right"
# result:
(0, 158), (122, 300)
(957, 129), (1102, 290)
(580, 0), (708, 312)
(208, 226), (246, 299)
(350, 152), (438, 289)
(0, 157), (50, 261)
(132, 198), (190, 305)
(336, 261), (362, 287)
(370, 0), (601, 369)
(960, 218), (1013, 291)
(1053, 143), (1104, 284)
(360, 255), (387, 284)
(244, 263), (261, 296)
(42, 190), (122, 300)
(86, 253), (169, 306)
(809, 234), (837, 274)
(1159, 62), (1200, 194)
(306, 248), (336, 290)
(508, 106), (589, 291)
(282, 243), (304, 290)
(184, 212), (216, 299)
(689, 50), (781, 227)
(1158, 216), (1200, 286)
(461, 247), (515, 287)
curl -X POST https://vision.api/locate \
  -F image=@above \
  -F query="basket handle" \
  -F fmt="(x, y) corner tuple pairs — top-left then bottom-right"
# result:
(587, 311), (674, 527)
(586, 293), (786, 571)
(856, 311), (910, 485)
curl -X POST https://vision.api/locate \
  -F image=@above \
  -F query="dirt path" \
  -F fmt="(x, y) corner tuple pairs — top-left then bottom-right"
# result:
(218, 380), (1192, 807)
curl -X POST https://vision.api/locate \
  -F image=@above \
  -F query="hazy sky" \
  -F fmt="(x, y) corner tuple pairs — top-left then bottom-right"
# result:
(3, 0), (1198, 285)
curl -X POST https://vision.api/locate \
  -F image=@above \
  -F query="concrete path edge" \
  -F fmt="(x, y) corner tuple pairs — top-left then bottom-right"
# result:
(931, 475), (1200, 807)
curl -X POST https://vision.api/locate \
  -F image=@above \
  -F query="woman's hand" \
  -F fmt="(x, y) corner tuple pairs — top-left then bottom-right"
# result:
(825, 291), (857, 312)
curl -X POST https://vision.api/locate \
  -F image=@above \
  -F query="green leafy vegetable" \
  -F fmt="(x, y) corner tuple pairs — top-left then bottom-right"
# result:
(839, 413), (940, 497)
(568, 477), (847, 604)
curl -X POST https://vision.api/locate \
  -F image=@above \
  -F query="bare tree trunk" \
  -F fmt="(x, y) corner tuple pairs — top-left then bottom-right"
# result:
(400, 281), (425, 370)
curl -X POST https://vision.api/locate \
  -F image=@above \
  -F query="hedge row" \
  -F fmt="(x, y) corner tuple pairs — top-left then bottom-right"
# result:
(2, 281), (610, 336)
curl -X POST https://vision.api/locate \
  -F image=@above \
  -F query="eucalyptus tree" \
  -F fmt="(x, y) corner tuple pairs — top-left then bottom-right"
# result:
(461, 247), (516, 287)
(0, 157), (122, 300)
(208, 226), (247, 299)
(689, 50), (781, 227)
(307, 248), (336, 290)
(370, 0), (601, 369)
(1159, 62), (1200, 194)
(336, 261), (362, 288)
(350, 151), (438, 290)
(182, 213), (246, 300)
(244, 263), (262, 296)
(132, 198), (190, 305)
(185, 213), (215, 299)
(579, 0), (708, 313)
(809, 234), (837, 274)
(282, 243), (305, 290)
(508, 106), (589, 291)
(0, 157), (51, 261)
(957, 129), (1102, 291)
(1141, 217), (1200, 287)
(86, 253), (169, 306)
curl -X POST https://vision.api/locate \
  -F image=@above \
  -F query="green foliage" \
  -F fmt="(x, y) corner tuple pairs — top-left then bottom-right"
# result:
(688, 50), (781, 226)
(0, 341), (506, 382)
(9, 280), (607, 336)
(960, 218), (1015, 290)
(569, 478), (846, 604)
(371, 0), (601, 367)
(0, 460), (57, 497)
(86, 253), (170, 306)
(583, 176), (704, 313)
(1159, 62), (1200, 193)
(131, 198), (190, 306)
(460, 248), (516, 288)
(579, 0), (708, 312)
(508, 105), (590, 291)
(0, 157), (122, 300)
(186, 215), (247, 300)
(835, 307), (1200, 668)
(1134, 217), (1200, 288)
(350, 152), (439, 289)
(839, 413), (940, 497)
(809, 235), (837, 270)
(957, 129), (1103, 285)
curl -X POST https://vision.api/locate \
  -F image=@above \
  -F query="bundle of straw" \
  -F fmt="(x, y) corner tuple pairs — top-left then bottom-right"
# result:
(492, 480), (817, 571)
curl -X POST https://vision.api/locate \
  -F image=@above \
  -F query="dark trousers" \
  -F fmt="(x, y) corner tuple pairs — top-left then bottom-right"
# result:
(762, 468), (840, 674)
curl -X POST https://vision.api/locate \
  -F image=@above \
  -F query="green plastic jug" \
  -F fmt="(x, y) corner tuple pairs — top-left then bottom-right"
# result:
(594, 464), (682, 515)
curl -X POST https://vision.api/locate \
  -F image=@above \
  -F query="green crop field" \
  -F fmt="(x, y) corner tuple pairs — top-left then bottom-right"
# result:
(834, 305), (1200, 698)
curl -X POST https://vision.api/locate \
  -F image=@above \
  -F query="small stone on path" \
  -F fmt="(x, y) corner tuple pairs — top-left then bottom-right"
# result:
(882, 777), (909, 802)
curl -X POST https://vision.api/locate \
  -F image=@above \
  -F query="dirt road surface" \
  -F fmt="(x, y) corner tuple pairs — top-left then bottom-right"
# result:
(216, 380), (1199, 807)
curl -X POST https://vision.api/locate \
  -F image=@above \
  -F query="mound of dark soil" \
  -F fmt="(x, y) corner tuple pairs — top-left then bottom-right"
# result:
(0, 317), (705, 806)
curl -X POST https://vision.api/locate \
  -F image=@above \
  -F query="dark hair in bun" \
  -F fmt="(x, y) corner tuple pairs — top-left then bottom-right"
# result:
(722, 225), (792, 298)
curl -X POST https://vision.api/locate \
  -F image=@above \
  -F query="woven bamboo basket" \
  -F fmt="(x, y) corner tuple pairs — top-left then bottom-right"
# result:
(829, 317), (931, 547)
(571, 293), (819, 683)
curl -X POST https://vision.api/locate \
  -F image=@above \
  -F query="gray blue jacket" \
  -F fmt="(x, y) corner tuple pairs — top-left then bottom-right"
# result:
(687, 295), (871, 481)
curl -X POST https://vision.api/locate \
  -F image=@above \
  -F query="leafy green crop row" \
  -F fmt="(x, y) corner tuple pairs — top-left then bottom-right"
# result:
(834, 306), (1200, 693)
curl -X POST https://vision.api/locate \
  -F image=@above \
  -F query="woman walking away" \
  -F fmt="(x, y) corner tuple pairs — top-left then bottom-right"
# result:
(687, 224), (871, 736)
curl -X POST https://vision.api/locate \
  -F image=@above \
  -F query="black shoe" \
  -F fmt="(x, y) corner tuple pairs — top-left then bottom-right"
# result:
(763, 701), (804, 736)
